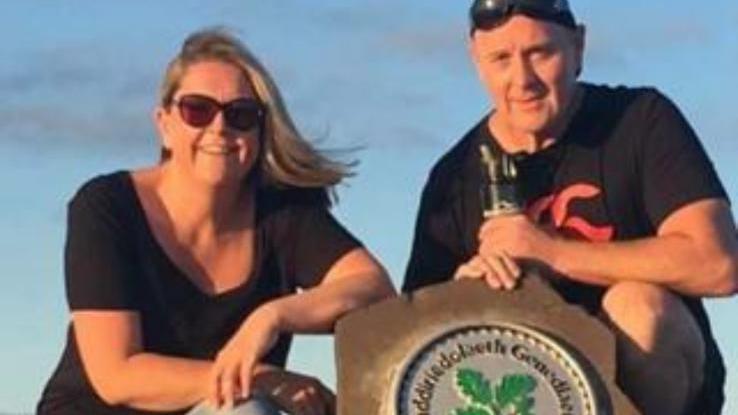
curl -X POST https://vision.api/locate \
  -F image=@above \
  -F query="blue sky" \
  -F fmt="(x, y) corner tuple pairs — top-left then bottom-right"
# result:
(1, 1), (736, 412)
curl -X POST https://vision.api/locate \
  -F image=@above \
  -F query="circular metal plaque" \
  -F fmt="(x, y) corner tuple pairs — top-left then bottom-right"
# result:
(394, 323), (599, 415)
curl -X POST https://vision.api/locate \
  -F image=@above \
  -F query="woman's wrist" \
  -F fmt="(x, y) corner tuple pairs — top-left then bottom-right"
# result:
(252, 299), (284, 334)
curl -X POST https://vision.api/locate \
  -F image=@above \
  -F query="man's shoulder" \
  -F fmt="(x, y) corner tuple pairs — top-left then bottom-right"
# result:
(583, 83), (672, 114)
(425, 118), (486, 189)
(574, 83), (682, 149)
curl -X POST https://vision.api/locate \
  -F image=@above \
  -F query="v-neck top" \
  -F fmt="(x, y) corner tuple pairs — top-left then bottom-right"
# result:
(38, 171), (361, 415)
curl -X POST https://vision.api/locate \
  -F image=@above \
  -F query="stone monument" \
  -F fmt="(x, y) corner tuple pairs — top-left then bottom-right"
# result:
(335, 276), (639, 414)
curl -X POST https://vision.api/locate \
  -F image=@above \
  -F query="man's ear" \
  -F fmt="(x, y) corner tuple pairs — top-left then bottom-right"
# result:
(469, 34), (480, 66)
(574, 24), (586, 77)
(468, 35), (486, 82)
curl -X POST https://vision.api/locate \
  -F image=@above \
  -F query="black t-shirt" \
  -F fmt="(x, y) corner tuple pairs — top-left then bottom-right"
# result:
(38, 171), (361, 415)
(402, 83), (728, 412)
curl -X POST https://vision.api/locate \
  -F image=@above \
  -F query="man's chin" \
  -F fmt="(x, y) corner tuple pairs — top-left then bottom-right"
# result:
(509, 119), (551, 137)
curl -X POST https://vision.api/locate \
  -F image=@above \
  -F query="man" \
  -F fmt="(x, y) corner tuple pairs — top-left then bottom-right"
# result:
(402, 1), (738, 414)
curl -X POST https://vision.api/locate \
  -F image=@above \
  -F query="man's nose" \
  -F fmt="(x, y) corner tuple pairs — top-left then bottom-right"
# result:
(510, 55), (539, 89)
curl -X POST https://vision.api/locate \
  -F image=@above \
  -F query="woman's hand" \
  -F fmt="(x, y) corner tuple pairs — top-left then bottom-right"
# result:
(208, 303), (282, 410)
(254, 368), (336, 415)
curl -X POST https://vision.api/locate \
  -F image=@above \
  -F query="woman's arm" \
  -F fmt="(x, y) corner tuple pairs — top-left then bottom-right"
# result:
(268, 247), (395, 332)
(72, 310), (211, 411)
(63, 178), (216, 411)
(211, 247), (394, 409)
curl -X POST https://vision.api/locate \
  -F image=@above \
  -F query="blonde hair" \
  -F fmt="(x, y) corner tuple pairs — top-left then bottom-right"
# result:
(158, 28), (353, 200)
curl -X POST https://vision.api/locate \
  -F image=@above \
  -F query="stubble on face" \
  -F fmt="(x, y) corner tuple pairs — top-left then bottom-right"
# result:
(471, 15), (583, 149)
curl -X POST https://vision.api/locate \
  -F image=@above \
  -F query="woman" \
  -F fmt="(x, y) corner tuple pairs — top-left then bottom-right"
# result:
(37, 28), (394, 415)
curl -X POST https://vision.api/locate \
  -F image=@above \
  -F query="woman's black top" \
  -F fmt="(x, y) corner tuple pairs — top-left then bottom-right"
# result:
(38, 171), (361, 415)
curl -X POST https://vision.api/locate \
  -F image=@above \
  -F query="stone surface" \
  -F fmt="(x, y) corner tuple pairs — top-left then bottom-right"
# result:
(335, 274), (640, 414)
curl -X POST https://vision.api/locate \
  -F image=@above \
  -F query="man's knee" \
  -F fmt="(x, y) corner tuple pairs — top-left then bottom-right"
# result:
(601, 282), (670, 330)
(601, 282), (705, 384)
(601, 282), (700, 350)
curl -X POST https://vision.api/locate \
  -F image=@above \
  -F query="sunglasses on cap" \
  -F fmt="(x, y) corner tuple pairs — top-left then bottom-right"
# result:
(470, 0), (577, 31)
(172, 94), (266, 133)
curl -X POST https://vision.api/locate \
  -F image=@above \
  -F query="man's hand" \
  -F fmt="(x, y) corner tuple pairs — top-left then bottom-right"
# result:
(478, 214), (558, 265)
(454, 252), (521, 290)
(455, 214), (560, 290)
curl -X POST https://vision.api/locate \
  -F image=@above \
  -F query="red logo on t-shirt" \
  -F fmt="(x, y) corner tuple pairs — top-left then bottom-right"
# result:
(526, 183), (614, 242)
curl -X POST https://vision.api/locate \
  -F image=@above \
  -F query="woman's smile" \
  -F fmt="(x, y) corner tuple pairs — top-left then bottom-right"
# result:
(196, 142), (240, 156)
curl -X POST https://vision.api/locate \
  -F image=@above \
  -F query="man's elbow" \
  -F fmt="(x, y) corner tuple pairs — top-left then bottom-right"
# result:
(91, 376), (129, 406)
(709, 253), (738, 297)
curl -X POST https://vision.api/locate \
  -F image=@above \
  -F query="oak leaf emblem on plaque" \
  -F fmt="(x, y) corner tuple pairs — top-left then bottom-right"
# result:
(453, 369), (537, 415)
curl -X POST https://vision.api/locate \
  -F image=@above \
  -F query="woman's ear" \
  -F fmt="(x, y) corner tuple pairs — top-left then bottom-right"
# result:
(154, 106), (173, 152)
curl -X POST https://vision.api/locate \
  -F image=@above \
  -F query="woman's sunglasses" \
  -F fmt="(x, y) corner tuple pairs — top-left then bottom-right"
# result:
(172, 94), (266, 132)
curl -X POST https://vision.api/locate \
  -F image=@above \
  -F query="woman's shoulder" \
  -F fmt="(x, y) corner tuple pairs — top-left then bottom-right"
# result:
(258, 185), (329, 216)
(256, 186), (331, 241)
(69, 170), (134, 213)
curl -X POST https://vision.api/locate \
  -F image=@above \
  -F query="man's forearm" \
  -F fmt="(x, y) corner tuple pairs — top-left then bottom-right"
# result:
(550, 234), (737, 297)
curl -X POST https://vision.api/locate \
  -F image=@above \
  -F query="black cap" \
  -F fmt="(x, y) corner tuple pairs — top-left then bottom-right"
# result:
(470, 0), (577, 32)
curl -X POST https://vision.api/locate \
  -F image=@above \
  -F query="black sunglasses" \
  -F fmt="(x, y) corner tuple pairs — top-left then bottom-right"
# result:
(172, 94), (266, 132)
(470, 0), (577, 32)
